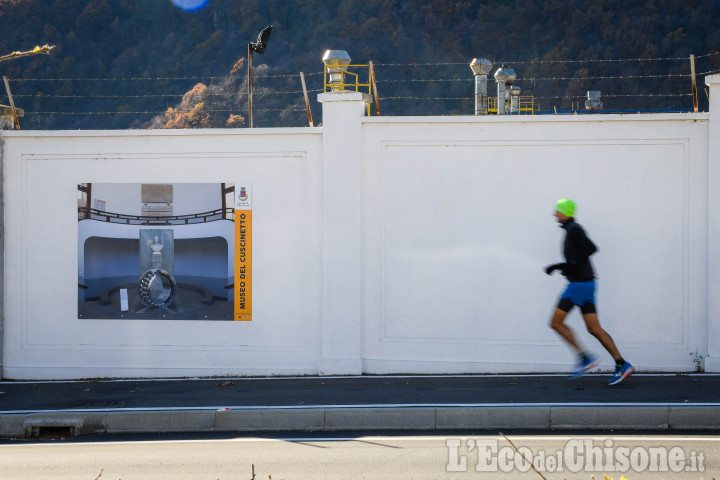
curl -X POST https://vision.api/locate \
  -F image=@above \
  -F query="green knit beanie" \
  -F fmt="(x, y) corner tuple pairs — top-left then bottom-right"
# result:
(555, 198), (576, 217)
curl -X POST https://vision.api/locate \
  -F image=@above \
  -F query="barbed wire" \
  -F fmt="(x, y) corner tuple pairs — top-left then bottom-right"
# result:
(537, 92), (694, 99)
(520, 73), (692, 81)
(375, 53), (719, 67)
(374, 73), (693, 85)
(6, 71), (325, 82)
(8, 89), (324, 99)
(21, 107), (308, 115)
(3, 74), (694, 98)
(2, 52), (714, 123)
(4, 91), (690, 105)
(692, 51), (720, 59)
(13, 90), (692, 113)
(2, 70), (699, 84)
(0, 60), (710, 95)
(4, 88), (692, 104)
(3, 52), (716, 84)
(381, 92), (693, 101)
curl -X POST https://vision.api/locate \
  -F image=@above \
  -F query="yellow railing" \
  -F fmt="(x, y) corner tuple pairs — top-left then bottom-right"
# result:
(488, 96), (536, 114)
(323, 64), (378, 115)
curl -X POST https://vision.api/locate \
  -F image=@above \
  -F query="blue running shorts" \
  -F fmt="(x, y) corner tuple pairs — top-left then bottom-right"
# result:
(560, 280), (596, 308)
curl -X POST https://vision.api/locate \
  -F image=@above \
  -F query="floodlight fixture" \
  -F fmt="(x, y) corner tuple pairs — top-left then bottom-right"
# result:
(251, 25), (272, 54)
(248, 25), (273, 128)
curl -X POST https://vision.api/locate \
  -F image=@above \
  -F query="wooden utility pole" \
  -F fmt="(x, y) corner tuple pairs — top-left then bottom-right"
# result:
(369, 61), (380, 116)
(300, 72), (313, 127)
(248, 43), (254, 128)
(691, 54), (698, 113)
(0, 44), (55, 129)
(3, 76), (20, 130)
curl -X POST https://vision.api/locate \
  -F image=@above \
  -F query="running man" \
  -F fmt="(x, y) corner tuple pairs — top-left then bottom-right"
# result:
(545, 198), (634, 385)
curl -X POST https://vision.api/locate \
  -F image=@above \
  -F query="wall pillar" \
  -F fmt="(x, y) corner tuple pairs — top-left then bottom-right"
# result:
(317, 91), (370, 375)
(706, 74), (720, 372)
(0, 132), (4, 379)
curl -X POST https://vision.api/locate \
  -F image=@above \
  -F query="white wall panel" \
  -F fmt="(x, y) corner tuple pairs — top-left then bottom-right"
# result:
(2, 130), (323, 379)
(362, 116), (708, 374)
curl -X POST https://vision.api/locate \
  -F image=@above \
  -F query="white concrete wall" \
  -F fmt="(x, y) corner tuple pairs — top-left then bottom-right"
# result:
(360, 114), (709, 374)
(706, 74), (720, 373)
(2, 129), (324, 379)
(1, 86), (717, 379)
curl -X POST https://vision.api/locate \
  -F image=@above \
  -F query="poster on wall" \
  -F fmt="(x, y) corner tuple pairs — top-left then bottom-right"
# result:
(234, 184), (252, 321)
(77, 182), (249, 321)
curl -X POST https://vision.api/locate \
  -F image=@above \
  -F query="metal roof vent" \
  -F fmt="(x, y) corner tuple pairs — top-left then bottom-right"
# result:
(322, 50), (351, 90)
(493, 66), (516, 115)
(470, 58), (493, 115)
(504, 68), (517, 85)
(585, 91), (603, 111)
(510, 86), (522, 114)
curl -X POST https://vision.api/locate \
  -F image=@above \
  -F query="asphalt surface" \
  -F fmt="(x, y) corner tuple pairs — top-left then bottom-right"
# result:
(0, 374), (718, 437)
(0, 374), (718, 412)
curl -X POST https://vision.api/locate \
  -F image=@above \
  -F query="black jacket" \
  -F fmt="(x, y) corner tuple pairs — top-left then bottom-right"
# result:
(560, 218), (597, 282)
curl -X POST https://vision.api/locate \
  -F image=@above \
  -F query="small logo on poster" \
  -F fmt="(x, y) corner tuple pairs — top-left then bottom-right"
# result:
(235, 184), (252, 209)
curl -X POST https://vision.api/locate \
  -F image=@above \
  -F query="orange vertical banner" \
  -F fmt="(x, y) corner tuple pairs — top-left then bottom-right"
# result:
(234, 184), (252, 321)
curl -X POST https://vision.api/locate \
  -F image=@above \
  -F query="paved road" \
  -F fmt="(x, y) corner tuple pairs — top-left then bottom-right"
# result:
(0, 433), (716, 479)
(2, 375), (719, 437)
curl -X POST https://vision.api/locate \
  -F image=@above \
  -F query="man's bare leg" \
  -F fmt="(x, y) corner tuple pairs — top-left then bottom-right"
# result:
(550, 308), (583, 353)
(582, 312), (622, 362)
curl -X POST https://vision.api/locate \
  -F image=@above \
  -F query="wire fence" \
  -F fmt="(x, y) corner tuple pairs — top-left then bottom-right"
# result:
(2, 52), (719, 128)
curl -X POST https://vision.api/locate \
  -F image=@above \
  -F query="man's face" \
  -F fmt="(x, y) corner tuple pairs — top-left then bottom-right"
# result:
(554, 210), (569, 223)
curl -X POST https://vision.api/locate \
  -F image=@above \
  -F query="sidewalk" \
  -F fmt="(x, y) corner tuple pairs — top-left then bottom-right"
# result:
(1, 374), (718, 438)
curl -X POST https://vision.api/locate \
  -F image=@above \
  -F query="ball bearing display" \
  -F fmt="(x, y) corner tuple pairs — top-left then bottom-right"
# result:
(137, 269), (177, 308)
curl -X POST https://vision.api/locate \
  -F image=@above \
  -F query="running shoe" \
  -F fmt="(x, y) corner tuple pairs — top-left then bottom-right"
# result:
(608, 362), (635, 385)
(568, 354), (600, 379)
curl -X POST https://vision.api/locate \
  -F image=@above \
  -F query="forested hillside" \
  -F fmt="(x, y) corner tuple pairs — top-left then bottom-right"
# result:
(1, 0), (719, 129)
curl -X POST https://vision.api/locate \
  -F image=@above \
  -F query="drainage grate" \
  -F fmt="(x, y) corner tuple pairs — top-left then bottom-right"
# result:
(31, 426), (75, 439)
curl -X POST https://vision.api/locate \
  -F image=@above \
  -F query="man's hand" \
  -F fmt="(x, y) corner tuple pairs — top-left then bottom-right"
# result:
(545, 263), (567, 275)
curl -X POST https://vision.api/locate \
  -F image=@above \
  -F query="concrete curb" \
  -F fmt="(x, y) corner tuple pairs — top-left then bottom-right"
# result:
(2, 404), (719, 438)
